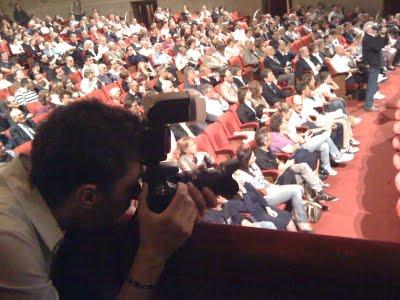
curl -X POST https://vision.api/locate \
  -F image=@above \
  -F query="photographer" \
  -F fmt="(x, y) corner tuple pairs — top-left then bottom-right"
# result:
(0, 101), (216, 299)
(362, 21), (388, 112)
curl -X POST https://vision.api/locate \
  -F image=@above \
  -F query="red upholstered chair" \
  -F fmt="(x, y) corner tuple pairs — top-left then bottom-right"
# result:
(101, 82), (120, 98)
(301, 34), (313, 47)
(228, 56), (242, 67)
(26, 101), (42, 115)
(86, 89), (109, 103)
(195, 134), (232, 164)
(204, 122), (243, 154)
(13, 141), (32, 155)
(229, 104), (259, 130)
(32, 112), (49, 125)
(0, 88), (11, 100)
(69, 72), (82, 84)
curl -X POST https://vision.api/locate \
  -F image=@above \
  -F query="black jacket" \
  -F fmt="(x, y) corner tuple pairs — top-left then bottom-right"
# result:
(233, 76), (248, 89)
(263, 56), (285, 76)
(294, 57), (313, 80)
(236, 103), (257, 124)
(261, 82), (287, 106)
(275, 51), (295, 68)
(9, 120), (36, 146)
(362, 33), (388, 67)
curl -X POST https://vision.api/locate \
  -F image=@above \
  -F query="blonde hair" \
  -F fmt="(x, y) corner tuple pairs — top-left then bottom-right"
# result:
(177, 136), (195, 156)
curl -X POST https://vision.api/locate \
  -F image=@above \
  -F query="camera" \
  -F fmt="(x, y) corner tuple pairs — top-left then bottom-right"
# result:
(140, 91), (239, 213)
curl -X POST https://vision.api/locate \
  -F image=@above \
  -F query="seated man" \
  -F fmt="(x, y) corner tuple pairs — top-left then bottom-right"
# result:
(242, 41), (260, 74)
(263, 45), (294, 86)
(260, 69), (292, 107)
(9, 108), (36, 146)
(295, 46), (320, 81)
(254, 127), (337, 203)
(219, 69), (239, 104)
(201, 84), (228, 122)
(329, 45), (370, 94)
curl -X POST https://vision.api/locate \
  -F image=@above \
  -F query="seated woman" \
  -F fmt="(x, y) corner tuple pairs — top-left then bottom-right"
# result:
(254, 127), (337, 203)
(233, 147), (312, 232)
(270, 112), (351, 177)
(177, 136), (214, 172)
(248, 80), (276, 115)
(236, 87), (269, 125)
(202, 187), (297, 231)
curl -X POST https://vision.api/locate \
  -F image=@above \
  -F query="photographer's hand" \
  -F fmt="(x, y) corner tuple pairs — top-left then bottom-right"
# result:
(119, 182), (216, 300)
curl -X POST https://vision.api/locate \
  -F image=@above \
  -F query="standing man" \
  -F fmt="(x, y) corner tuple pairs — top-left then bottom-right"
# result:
(71, 0), (84, 21)
(362, 21), (388, 112)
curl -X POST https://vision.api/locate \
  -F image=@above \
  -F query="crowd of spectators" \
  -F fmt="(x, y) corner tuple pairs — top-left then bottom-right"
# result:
(0, 2), (399, 232)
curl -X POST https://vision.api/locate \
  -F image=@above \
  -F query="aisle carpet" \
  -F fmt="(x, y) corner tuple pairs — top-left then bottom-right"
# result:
(313, 69), (400, 243)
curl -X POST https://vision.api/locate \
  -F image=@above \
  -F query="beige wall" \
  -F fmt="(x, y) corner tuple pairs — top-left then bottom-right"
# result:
(291, 0), (383, 15)
(1, 0), (261, 20)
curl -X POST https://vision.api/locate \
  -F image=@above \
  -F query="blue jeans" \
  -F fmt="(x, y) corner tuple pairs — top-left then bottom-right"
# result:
(265, 185), (308, 223)
(364, 67), (380, 109)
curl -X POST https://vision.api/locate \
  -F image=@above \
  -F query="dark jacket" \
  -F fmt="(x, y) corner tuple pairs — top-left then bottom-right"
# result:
(275, 51), (295, 67)
(236, 103), (257, 124)
(233, 76), (248, 89)
(362, 33), (388, 68)
(294, 57), (313, 79)
(9, 120), (36, 146)
(264, 56), (286, 76)
(261, 81), (287, 106)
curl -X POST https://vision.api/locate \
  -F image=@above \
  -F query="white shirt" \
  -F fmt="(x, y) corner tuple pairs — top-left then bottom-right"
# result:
(288, 110), (304, 135)
(330, 54), (351, 74)
(130, 23), (142, 34)
(10, 43), (24, 55)
(175, 53), (189, 71)
(0, 156), (64, 299)
(205, 96), (227, 118)
(303, 57), (319, 75)
(187, 48), (202, 64)
(80, 78), (98, 94)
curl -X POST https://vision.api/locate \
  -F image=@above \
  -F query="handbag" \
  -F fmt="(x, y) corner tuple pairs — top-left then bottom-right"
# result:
(303, 200), (323, 223)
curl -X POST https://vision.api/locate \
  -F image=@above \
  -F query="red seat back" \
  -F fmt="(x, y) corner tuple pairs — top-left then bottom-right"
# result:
(13, 141), (32, 155)
(204, 122), (231, 150)
(69, 72), (82, 84)
(26, 101), (42, 115)
(218, 111), (240, 137)
(86, 89), (109, 103)
(0, 88), (11, 100)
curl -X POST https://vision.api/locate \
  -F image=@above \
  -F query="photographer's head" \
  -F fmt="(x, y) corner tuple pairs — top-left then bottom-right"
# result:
(30, 100), (145, 230)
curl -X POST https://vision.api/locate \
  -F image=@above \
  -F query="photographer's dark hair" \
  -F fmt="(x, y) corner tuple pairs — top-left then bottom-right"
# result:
(236, 146), (253, 169)
(30, 100), (145, 208)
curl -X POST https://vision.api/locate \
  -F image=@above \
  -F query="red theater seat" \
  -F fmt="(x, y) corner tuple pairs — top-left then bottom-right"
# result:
(195, 134), (232, 164)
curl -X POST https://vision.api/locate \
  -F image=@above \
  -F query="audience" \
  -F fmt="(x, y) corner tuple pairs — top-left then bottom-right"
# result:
(0, 2), (397, 233)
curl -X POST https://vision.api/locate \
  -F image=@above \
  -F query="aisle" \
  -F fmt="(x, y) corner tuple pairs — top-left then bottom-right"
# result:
(313, 69), (400, 243)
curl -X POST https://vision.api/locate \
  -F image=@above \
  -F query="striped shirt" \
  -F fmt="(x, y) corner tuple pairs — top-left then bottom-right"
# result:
(14, 88), (39, 105)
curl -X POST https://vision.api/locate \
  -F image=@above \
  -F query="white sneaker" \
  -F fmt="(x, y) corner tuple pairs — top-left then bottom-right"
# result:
(325, 168), (338, 176)
(374, 91), (385, 100)
(341, 145), (359, 154)
(377, 75), (388, 83)
(349, 138), (360, 146)
(351, 117), (362, 126)
(334, 153), (354, 163)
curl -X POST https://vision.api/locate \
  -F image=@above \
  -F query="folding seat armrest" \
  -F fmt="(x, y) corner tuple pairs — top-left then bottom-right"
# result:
(275, 152), (293, 162)
(228, 135), (246, 142)
(215, 148), (235, 156)
(240, 122), (259, 130)
(296, 126), (308, 133)
(261, 169), (279, 183)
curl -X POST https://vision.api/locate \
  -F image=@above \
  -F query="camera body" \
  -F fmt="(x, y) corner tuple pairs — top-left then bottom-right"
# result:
(140, 91), (239, 213)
